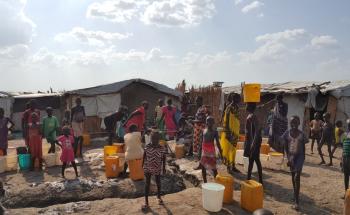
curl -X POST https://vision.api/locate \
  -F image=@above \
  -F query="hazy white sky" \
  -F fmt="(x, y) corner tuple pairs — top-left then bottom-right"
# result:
(0, 0), (349, 92)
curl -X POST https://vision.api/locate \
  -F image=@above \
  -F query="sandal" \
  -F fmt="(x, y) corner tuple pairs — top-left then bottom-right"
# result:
(141, 204), (149, 212)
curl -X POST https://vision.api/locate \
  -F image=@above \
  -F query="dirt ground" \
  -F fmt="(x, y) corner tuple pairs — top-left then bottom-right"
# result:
(1, 139), (346, 214)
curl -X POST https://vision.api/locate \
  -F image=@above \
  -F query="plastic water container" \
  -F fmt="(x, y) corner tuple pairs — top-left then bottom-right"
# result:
(260, 144), (270, 155)
(83, 133), (91, 146)
(7, 147), (17, 156)
(243, 83), (261, 103)
(175, 144), (185, 159)
(236, 142), (244, 150)
(42, 143), (51, 156)
(18, 154), (31, 170)
(105, 156), (120, 178)
(202, 183), (225, 212)
(260, 154), (269, 169)
(215, 173), (234, 204)
(44, 153), (56, 167)
(6, 155), (18, 171)
(268, 152), (284, 170)
(0, 157), (6, 173)
(243, 156), (257, 173)
(112, 143), (125, 153)
(117, 153), (125, 172)
(241, 180), (263, 212)
(235, 150), (244, 165)
(128, 159), (144, 181)
(104, 146), (117, 162)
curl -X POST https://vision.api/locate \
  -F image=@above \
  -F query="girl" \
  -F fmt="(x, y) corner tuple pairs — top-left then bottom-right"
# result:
(0, 108), (14, 155)
(282, 116), (308, 211)
(201, 116), (222, 183)
(161, 99), (177, 139)
(245, 103), (263, 184)
(57, 126), (79, 178)
(332, 120), (344, 157)
(28, 112), (43, 170)
(142, 130), (166, 211)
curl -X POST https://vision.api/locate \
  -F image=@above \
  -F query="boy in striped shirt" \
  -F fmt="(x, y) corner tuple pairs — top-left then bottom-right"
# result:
(342, 119), (350, 197)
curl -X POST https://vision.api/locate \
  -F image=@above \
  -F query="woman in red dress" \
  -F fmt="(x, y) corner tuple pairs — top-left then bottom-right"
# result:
(28, 112), (43, 170)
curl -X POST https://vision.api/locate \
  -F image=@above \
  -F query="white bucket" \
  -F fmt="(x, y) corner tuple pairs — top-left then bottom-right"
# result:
(55, 151), (63, 165)
(235, 150), (244, 165)
(268, 152), (284, 170)
(243, 156), (257, 173)
(5, 155), (18, 171)
(44, 153), (56, 167)
(0, 157), (6, 173)
(202, 183), (225, 212)
(260, 154), (269, 169)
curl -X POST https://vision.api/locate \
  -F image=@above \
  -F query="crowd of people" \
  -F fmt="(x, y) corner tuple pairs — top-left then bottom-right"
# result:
(0, 93), (350, 212)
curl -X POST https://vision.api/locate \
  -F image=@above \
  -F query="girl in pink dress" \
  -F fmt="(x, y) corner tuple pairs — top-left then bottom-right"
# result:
(161, 99), (177, 139)
(57, 126), (79, 178)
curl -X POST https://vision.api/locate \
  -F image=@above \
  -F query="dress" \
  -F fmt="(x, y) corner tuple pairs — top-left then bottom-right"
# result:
(71, 106), (85, 137)
(200, 130), (219, 171)
(143, 144), (166, 175)
(282, 130), (308, 172)
(124, 132), (144, 161)
(193, 106), (207, 153)
(0, 117), (10, 152)
(28, 124), (42, 159)
(220, 107), (240, 166)
(58, 135), (75, 163)
(162, 106), (177, 138)
(125, 106), (146, 132)
(22, 109), (40, 146)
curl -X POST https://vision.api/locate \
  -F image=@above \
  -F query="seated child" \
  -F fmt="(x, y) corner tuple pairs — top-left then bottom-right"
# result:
(282, 116), (308, 211)
(142, 130), (167, 211)
(0, 108), (15, 155)
(200, 116), (222, 183)
(57, 126), (79, 178)
(123, 124), (144, 174)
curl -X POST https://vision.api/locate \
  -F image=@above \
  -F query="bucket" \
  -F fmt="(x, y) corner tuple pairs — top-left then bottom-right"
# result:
(235, 150), (244, 165)
(112, 143), (125, 153)
(5, 155), (18, 171)
(104, 146), (117, 162)
(202, 183), (225, 212)
(268, 152), (283, 170)
(0, 157), (5, 173)
(83, 133), (91, 146)
(243, 83), (261, 103)
(243, 156), (257, 173)
(44, 153), (56, 167)
(236, 142), (244, 150)
(105, 156), (120, 178)
(18, 154), (31, 170)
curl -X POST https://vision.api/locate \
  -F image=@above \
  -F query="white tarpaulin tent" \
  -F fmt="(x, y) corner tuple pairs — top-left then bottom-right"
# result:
(72, 94), (121, 117)
(0, 97), (13, 118)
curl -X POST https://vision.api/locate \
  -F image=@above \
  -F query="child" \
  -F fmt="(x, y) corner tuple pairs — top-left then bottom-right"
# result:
(332, 120), (344, 157)
(42, 107), (59, 154)
(244, 103), (263, 184)
(200, 116), (222, 183)
(28, 112), (43, 170)
(177, 116), (193, 155)
(142, 130), (166, 211)
(310, 112), (322, 154)
(342, 119), (350, 197)
(0, 108), (14, 155)
(123, 124), (143, 174)
(57, 126), (79, 178)
(318, 113), (335, 166)
(282, 116), (308, 211)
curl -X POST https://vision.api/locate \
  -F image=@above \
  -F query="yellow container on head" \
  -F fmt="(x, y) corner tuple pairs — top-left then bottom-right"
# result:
(243, 84), (261, 103)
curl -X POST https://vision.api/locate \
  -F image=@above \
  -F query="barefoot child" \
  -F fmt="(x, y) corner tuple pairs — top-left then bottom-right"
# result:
(28, 112), (43, 169)
(201, 116), (222, 183)
(0, 108), (14, 155)
(342, 119), (350, 196)
(142, 130), (166, 211)
(310, 112), (322, 154)
(57, 126), (79, 178)
(318, 113), (335, 166)
(42, 107), (59, 154)
(332, 120), (344, 157)
(282, 116), (308, 211)
(244, 103), (263, 184)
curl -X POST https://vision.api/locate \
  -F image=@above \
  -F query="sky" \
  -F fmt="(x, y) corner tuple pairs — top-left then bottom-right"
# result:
(0, 0), (349, 92)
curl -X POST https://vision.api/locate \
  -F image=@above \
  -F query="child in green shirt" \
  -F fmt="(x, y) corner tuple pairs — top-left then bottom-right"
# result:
(42, 107), (59, 153)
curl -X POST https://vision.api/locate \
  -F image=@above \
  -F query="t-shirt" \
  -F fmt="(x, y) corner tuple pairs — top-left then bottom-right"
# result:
(71, 106), (86, 123)
(42, 116), (59, 141)
(343, 132), (350, 157)
(124, 132), (143, 160)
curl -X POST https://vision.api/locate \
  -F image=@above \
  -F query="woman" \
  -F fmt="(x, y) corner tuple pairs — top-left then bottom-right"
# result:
(124, 101), (149, 133)
(220, 93), (241, 173)
(161, 99), (177, 139)
(191, 96), (207, 158)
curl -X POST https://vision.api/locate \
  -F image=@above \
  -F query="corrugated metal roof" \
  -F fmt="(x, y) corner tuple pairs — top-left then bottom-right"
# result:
(223, 81), (350, 96)
(13, 92), (62, 99)
(66, 78), (182, 97)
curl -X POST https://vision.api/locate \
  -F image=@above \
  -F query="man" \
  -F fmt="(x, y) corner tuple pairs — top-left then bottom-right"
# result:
(268, 93), (288, 152)
(71, 98), (86, 158)
(104, 106), (128, 145)
(124, 101), (149, 133)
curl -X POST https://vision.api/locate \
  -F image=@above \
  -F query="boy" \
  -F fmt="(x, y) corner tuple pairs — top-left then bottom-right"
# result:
(310, 112), (322, 154)
(142, 130), (166, 211)
(200, 116), (222, 183)
(318, 113), (335, 166)
(342, 119), (350, 197)
(244, 103), (263, 184)
(332, 120), (344, 157)
(282, 116), (308, 211)
(42, 107), (59, 154)
(0, 108), (14, 155)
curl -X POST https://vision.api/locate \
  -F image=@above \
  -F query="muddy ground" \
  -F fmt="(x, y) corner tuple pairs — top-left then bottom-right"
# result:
(1, 139), (346, 214)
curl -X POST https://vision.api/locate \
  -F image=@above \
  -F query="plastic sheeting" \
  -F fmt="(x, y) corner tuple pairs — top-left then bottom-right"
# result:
(284, 95), (305, 126)
(335, 97), (350, 124)
(0, 98), (12, 117)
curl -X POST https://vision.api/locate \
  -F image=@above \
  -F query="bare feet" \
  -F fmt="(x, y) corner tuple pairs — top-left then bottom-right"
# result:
(318, 161), (326, 165)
